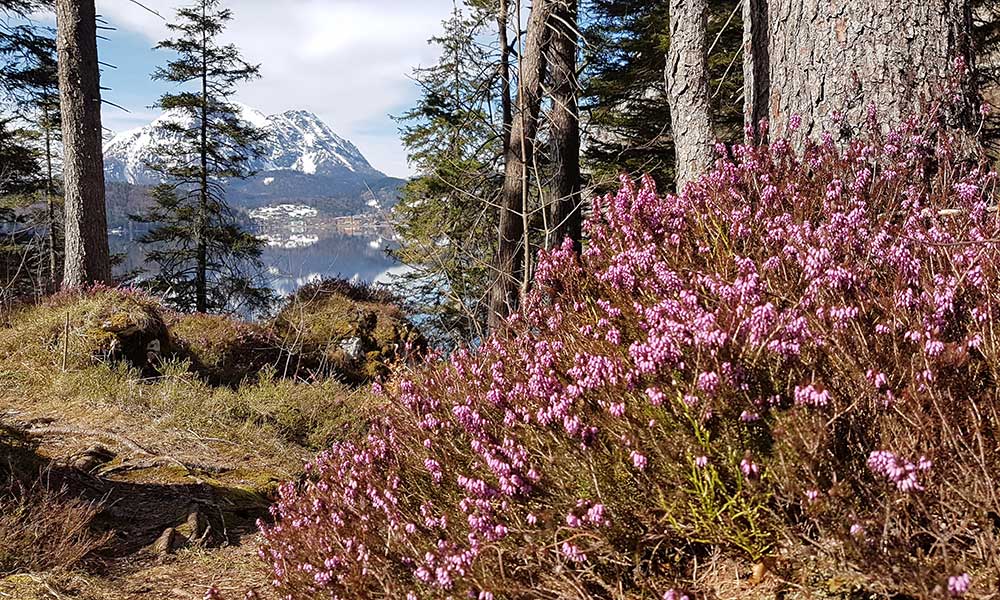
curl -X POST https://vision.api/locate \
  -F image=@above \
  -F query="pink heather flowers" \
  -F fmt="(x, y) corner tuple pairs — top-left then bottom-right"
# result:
(948, 573), (971, 596)
(256, 106), (1000, 598)
(794, 383), (830, 408)
(867, 450), (931, 492)
(631, 450), (648, 471)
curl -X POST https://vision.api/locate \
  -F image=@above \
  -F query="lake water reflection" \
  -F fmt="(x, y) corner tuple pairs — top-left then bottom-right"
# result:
(112, 230), (400, 300)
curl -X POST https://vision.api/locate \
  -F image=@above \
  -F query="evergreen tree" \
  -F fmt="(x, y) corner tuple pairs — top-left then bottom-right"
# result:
(392, 2), (505, 343)
(581, 0), (743, 191)
(56, 0), (111, 287)
(0, 3), (61, 295)
(134, 0), (271, 315)
(0, 119), (40, 195)
(9, 31), (61, 286)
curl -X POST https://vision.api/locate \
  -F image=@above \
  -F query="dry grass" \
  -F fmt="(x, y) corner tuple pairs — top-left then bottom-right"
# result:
(0, 474), (110, 577)
(0, 286), (385, 598)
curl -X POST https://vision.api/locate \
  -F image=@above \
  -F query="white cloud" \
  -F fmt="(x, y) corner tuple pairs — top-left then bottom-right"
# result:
(94, 0), (455, 177)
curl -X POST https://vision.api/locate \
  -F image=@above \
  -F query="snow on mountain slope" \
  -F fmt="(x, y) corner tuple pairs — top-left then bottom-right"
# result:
(103, 104), (378, 185)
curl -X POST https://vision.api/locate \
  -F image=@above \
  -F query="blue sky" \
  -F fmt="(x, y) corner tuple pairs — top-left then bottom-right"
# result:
(86, 0), (458, 178)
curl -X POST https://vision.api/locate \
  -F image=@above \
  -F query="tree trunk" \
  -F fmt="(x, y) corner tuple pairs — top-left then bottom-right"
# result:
(747, 0), (975, 144)
(44, 111), (57, 289)
(498, 0), (513, 156)
(742, 0), (769, 141)
(548, 0), (582, 250)
(488, 0), (552, 332)
(197, 2), (208, 313)
(55, 0), (110, 288)
(665, 0), (715, 191)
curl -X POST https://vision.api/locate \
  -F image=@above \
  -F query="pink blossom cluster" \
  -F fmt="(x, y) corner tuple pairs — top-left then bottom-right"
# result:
(867, 450), (932, 492)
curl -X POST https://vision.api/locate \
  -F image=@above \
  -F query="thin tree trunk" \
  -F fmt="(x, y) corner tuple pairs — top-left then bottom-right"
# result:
(197, 2), (208, 313)
(498, 0), (513, 156)
(742, 0), (769, 141)
(548, 0), (582, 250)
(665, 0), (715, 191)
(55, 0), (110, 288)
(753, 0), (975, 145)
(44, 110), (56, 289)
(488, 0), (552, 331)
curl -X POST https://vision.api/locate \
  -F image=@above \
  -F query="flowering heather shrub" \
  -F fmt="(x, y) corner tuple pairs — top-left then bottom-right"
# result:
(258, 112), (1000, 598)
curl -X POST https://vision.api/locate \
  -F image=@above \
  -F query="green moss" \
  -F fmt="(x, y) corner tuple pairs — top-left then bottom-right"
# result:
(0, 287), (165, 370)
(271, 278), (426, 384)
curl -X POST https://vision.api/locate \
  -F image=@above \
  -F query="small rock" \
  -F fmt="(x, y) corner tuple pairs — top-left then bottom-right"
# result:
(339, 337), (364, 361)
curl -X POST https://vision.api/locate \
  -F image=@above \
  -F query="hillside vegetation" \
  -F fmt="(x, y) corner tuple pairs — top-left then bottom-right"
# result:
(257, 115), (1000, 599)
(0, 281), (418, 598)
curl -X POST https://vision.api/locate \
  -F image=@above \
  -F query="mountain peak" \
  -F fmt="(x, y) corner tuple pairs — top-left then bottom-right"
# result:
(103, 105), (378, 184)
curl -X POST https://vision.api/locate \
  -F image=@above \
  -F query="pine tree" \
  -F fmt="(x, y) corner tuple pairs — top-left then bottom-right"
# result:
(55, 0), (111, 287)
(547, 0), (583, 249)
(666, 0), (714, 190)
(8, 31), (61, 285)
(582, 0), (743, 191)
(746, 0), (975, 145)
(0, 4), (61, 295)
(134, 0), (271, 315)
(392, 2), (505, 343)
(489, 0), (552, 330)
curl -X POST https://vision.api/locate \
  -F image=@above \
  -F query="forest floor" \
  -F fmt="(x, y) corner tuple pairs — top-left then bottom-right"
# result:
(0, 388), (290, 599)
(0, 286), (400, 599)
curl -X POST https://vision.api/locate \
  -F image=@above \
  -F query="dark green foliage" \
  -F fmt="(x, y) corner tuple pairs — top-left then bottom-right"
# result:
(133, 0), (272, 315)
(0, 6), (60, 301)
(0, 119), (40, 195)
(391, 3), (503, 344)
(133, 185), (272, 315)
(581, 0), (743, 192)
(0, 1), (54, 107)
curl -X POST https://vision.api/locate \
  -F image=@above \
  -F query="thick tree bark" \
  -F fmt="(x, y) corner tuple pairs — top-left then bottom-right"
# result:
(665, 0), (715, 191)
(56, 0), (110, 287)
(747, 0), (975, 145)
(548, 0), (581, 250)
(44, 112), (57, 288)
(488, 0), (552, 331)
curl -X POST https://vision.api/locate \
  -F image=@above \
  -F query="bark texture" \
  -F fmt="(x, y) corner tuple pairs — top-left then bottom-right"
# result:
(742, 0), (769, 140)
(488, 0), (552, 331)
(548, 0), (582, 250)
(665, 0), (715, 191)
(56, 0), (110, 287)
(749, 0), (974, 144)
(498, 0), (513, 156)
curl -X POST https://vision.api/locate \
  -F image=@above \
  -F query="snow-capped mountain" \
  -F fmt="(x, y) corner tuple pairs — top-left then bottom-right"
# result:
(103, 104), (380, 185)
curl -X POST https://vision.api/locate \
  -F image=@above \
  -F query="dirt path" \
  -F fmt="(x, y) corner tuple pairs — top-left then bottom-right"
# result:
(0, 405), (293, 599)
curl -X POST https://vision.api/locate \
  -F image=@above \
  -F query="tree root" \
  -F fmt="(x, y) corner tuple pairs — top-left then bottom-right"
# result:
(22, 425), (151, 455)
(18, 425), (232, 475)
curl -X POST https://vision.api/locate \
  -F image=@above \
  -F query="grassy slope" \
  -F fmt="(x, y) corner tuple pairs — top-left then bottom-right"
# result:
(0, 288), (383, 599)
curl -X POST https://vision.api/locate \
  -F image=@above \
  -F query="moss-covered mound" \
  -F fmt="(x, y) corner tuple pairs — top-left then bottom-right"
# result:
(0, 285), (166, 373)
(165, 312), (286, 386)
(271, 278), (425, 384)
